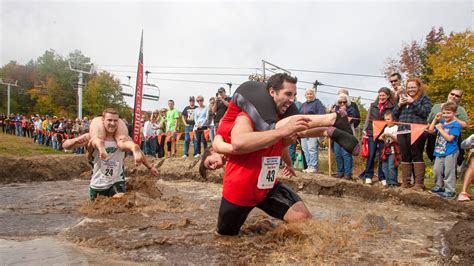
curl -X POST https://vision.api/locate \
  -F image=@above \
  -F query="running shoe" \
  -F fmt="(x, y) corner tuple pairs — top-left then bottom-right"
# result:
(381, 180), (387, 186)
(365, 178), (372, 184)
(429, 186), (445, 194)
(437, 191), (456, 200)
(457, 192), (471, 202)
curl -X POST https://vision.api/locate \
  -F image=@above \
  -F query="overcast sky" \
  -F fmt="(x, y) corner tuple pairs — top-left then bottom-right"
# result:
(1, 0), (472, 111)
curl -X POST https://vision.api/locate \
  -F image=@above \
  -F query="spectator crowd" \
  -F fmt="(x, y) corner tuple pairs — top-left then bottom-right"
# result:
(1, 74), (473, 202)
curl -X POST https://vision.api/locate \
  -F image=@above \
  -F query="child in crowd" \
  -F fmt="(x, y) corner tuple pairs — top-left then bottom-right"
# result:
(379, 111), (400, 187)
(457, 134), (474, 202)
(428, 102), (461, 199)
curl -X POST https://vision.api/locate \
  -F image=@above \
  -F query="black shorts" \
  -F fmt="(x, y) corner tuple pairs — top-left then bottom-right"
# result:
(217, 182), (302, 236)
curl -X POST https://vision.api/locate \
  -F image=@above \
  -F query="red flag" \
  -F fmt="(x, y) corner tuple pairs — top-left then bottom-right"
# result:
(132, 30), (144, 145)
(372, 120), (386, 141)
(411, 124), (427, 144)
(204, 129), (210, 142)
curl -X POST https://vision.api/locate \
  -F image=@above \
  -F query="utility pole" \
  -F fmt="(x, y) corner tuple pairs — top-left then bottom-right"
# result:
(68, 61), (93, 119)
(226, 82), (233, 95)
(313, 80), (322, 96)
(0, 78), (18, 115)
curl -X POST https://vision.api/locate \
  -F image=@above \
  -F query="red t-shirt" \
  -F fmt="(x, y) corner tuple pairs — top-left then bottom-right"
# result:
(216, 100), (241, 143)
(221, 111), (284, 206)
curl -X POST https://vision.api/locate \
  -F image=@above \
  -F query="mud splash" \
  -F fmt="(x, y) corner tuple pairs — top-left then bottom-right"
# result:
(1, 156), (473, 264)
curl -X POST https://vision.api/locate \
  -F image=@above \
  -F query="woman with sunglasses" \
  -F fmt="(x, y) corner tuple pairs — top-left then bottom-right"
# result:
(331, 93), (357, 180)
(362, 87), (396, 185)
(392, 78), (432, 190)
(194, 95), (208, 157)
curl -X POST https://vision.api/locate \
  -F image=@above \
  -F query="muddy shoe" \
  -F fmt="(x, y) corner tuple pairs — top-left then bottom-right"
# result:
(437, 191), (456, 200)
(326, 127), (360, 155)
(333, 111), (353, 135)
(429, 186), (444, 194)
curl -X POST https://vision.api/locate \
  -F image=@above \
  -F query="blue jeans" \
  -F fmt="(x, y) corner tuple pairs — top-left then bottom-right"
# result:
(38, 133), (44, 144)
(209, 126), (216, 142)
(145, 137), (157, 156)
(52, 135), (59, 150)
(289, 143), (296, 164)
(301, 137), (319, 170)
(15, 125), (21, 136)
(195, 129), (208, 155)
(382, 154), (397, 185)
(364, 137), (385, 180)
(333, 141), (353, 176)
(184, 125), (197, 156)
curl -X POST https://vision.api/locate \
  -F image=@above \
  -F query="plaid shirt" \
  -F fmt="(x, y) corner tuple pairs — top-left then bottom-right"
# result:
(392, 95), (432, 131)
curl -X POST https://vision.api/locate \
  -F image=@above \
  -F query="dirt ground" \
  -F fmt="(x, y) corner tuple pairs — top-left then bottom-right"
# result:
(1, 155), (473, 264)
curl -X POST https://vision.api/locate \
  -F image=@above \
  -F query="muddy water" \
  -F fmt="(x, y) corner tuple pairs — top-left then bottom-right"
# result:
(0, 178), (456, 264)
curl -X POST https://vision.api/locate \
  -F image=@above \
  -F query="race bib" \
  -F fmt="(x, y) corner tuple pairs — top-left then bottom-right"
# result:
(257, 156), (281, 189)
(100, 160), (120, 179)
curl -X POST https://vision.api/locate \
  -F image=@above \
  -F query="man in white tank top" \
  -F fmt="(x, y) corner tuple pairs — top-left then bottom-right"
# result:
(63, 108), (159, 200)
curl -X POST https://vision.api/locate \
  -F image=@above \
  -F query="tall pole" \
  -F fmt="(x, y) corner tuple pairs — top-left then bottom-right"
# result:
(68, 61), (92, 119)
(78, 72), (83, 119)
(0, 78), (18, 115)
(7, 84), (10, 115)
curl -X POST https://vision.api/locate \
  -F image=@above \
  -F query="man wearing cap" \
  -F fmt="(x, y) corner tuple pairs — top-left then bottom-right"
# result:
(181, 96), (198, 158)
(215, 87), (231, 129)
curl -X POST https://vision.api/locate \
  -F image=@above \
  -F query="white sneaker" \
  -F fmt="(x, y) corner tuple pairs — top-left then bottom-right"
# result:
(194, 154), (201, 158)
(181, 155), (187, 158)
(381, 180), (387, 186)
(365, 178), (372, 184)
(305, 168), (317, 173)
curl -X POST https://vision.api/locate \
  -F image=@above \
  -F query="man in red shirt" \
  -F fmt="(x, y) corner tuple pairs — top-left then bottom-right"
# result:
(210, 74), (314, 236)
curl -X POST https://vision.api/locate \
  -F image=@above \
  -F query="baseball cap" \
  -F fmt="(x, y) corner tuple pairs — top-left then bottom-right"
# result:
(189, 96), (195, 101)
(217, 87), (226, 93)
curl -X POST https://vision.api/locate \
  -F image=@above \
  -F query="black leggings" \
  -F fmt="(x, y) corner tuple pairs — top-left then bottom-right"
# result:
(397, 133), (427, 163)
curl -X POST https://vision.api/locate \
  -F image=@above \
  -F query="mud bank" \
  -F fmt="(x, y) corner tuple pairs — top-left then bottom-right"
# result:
(0, 155), (90, 183)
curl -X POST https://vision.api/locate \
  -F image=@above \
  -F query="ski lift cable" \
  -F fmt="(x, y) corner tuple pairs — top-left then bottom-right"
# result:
(114, 74), (239, 86)
(113, 72), (374, 100)
(297, 87), (373, 102)
(97, 65), (385, 78)
(299, 80), (378, 94)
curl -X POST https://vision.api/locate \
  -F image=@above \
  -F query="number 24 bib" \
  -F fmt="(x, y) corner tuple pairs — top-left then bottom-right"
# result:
(257, 156), (281, 189)
(100, 160), (120, 179)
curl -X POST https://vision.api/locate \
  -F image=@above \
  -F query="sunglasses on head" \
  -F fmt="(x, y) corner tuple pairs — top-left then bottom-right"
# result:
(450, 92), (461, 98)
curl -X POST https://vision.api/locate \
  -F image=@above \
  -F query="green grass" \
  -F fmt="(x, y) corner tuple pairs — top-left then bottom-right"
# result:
(0, 133), (63, 156)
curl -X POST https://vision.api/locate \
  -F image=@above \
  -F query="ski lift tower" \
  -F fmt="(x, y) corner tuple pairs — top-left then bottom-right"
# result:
(68, 61), (93, 119)
(0, 78), (18, 115)
(261, 60), (292, 81)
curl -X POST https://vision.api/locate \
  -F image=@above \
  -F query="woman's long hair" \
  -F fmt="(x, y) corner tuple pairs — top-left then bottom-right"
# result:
(406, 78), (425, 101)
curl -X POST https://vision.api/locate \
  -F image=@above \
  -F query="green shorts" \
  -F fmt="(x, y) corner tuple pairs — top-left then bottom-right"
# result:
(89, 181), (126, 201)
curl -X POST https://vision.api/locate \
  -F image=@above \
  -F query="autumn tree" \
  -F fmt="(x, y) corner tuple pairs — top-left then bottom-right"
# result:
(425, 31), (474, 125)
(83, 71), (132, 121)
(383, 27), (445, 82)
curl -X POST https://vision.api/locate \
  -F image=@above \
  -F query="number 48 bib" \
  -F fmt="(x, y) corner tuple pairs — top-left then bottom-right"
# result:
(257, 156), (281, 189)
